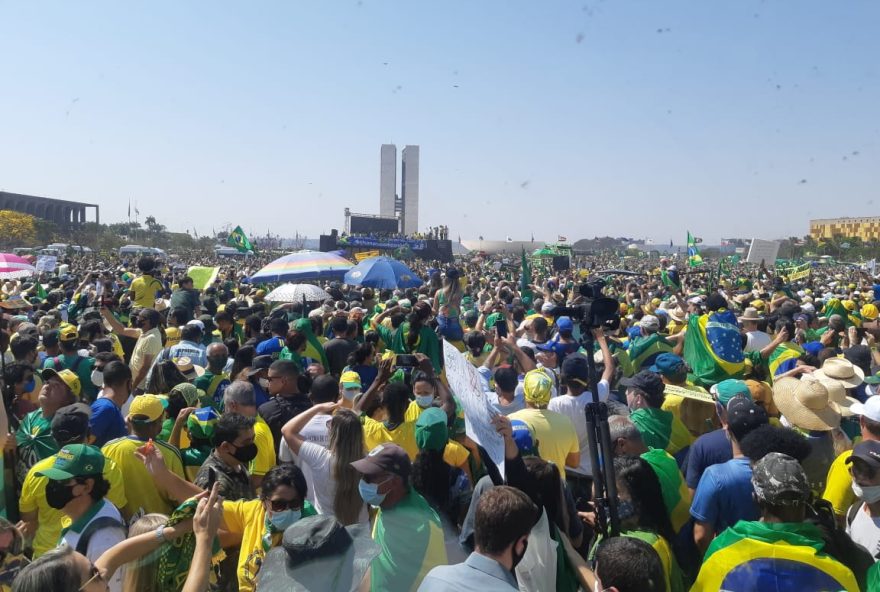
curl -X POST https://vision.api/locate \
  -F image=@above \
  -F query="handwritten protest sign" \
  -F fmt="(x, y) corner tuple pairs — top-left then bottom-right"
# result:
(442, 340), (505, 480)
(35, 255), (57, 273)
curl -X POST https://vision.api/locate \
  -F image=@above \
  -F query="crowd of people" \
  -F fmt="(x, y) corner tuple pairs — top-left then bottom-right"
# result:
(2, 248), (880, 590)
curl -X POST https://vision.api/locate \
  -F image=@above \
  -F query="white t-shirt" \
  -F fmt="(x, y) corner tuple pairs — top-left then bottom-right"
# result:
(846, 502), (880, 559)
(297, 441), (369, 524)
(278, 414), (332, 463)
(61, 499), (126, 592)
(547, 379), (609, 476)
(744, 331), (772, 353)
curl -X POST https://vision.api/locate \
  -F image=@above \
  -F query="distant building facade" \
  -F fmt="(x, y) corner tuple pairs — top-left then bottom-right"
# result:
(379, 144), (397, 220)
(401, 145), (419, 234)
(0, 191), (98, 227)
(810, 217), (880, 242)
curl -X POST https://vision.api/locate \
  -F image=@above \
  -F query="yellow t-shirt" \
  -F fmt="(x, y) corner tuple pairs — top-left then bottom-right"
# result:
(101, 436), (185, 517)
(363, 417), (418, 460)
(249, 416), (276, 478)
(222, 499), (316, 592)
(509, 408), (579, 478)
(822, 449), (854, 516)
(20, 454), (126, 557)
(405, 400), (428, 423)
(129, 274), (163, 309)
(443, 440), (469, 469)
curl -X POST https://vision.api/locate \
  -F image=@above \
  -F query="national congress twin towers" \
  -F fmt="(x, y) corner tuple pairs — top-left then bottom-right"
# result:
(379, 144), (419, 235)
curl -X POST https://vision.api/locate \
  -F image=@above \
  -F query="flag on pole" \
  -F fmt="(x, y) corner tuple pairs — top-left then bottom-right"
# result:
(557, 235), (567, 242)
(687, 232), (703, 267)
(520, 247), (533, 304)
(227, 226), (254, 253)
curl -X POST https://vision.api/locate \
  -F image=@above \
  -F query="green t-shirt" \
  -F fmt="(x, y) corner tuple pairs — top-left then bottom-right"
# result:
(43, 353), (98, 401)
(15, 409), (58, 482)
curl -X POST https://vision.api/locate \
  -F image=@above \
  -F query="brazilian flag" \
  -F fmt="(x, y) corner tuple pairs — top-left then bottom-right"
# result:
(227, 225), (254, 253)
(692, 520), (859, 591)
(520, 247), (533, 305)
(687, 231), (702, 267)
(683, 310), (745, 387)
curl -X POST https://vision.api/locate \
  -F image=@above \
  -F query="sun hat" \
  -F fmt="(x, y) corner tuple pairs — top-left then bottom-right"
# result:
(812, 357), (865, 389)
(174, 356), (206, 381)
(258, 515), (381, 592)
(814, 377), (859, 417)
(738, 307), (763, 322)
(772, 376), (841, 431)
(170, 383), (203, 407)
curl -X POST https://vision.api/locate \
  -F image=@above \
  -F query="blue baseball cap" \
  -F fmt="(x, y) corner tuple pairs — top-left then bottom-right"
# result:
(556, 317), (574, 332)
(536, 339), (568, 359)
(649, 353), (686, 377)
(511, 420), (538, 456)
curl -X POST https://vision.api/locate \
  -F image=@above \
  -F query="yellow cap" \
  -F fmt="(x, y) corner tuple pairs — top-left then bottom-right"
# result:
(843, 300), (856, 311)
(751, 299), (765, 310)
(128, 394), (168, 422)
(340, 371), (362, 389)
(863, 304), (879, 321)
(523, 370), (552, 407)
(41, 368), (81, 398)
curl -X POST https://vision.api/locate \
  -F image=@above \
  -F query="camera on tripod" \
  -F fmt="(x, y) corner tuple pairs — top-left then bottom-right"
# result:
(550, 279), (621, 330)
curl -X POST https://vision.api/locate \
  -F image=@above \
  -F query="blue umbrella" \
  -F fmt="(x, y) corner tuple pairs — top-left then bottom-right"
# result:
(344, 256), (423, 289)
(249, 250), (353, 283)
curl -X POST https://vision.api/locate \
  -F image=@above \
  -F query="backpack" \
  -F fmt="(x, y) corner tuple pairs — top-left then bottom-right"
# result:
(53, 355), (84, 374)
(75, 515), (126, 556)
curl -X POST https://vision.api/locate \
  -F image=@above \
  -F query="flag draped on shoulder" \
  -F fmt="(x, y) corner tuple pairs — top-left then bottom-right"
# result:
(692, 521), (859, 592)
(684, 309), (745, 387)
(687, 231), (702, 267)
(227, 226), (254, 253)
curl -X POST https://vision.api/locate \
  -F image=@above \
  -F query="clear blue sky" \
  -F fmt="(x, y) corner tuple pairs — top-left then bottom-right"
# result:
(1, 1), (878, 244)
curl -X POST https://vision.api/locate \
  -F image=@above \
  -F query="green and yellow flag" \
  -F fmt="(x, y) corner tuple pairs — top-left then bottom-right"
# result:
(687, 232), (702, 267)
(227, 225), (254, 253)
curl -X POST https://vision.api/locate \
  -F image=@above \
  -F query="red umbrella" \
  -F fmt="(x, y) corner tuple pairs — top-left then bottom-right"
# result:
(0, 253), (37, 279)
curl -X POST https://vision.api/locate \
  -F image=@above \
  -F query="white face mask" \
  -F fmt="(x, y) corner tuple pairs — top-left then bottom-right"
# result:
(91, 369), (103, 388)
(853, 481), (880, 504)
(342, 388), (361, 400)
(258, 378), (269, 389)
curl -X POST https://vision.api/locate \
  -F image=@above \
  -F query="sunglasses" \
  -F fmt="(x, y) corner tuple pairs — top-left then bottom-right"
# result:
(79, 562), (105, 590)
(267, 498), (302, 512)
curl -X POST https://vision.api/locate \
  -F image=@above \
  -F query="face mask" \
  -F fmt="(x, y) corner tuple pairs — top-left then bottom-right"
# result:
(232, 443), (258, 463)
(416, 394), (435, 408)
(22, 378), (35, 392)
(852, 482), (880, 504)
(343, 388), (361, 400)
(258, 378), (269, 389)
(616, 499), (637, 522)
(91, 369), (103, 388)
(268, 508), (301, 531)
(358, 478), (388, 507)
(46, 480), (77, 510)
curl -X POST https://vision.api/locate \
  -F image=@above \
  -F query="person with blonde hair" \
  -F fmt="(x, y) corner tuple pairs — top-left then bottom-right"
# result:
(122, 513), (167, 592)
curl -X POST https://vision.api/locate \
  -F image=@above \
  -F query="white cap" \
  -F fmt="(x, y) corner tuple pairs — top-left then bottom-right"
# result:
(185, 319), (205, 331)
(850, 395), (880, 423)
(640, 315), (660, 331)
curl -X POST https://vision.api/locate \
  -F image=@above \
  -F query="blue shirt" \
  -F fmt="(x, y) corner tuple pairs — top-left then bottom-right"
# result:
(255, 336), (285, 357)
(418, 552), (518, 592)
(90, 398), (127, 448)
(690, 457), (759, 532)
(685, 428), (733, 489)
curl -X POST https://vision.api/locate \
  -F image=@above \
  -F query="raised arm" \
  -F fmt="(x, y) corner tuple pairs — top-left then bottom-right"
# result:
(594, 327), (615, 384)
(100, 306), (141, 339)
(353, 357), (393, 415)
(281, 401), (339, 455)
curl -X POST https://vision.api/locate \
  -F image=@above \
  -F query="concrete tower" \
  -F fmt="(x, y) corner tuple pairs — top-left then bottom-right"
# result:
(379, 144), (397, 220)
(401, 145), (419, 235)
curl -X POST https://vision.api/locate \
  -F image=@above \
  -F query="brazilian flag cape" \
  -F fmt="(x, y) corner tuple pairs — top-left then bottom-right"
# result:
(692, 520), (859, 592)
(627, 334), (674, 371)
(630, 407), (693, 456)
(768, 341), (805, 377)
(641, 447), (691, 535)
(684, 309), (745, 387)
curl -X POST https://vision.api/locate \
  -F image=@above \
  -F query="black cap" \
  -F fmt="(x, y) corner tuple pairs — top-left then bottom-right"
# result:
(50, 403), (91, 445)
(621, 370), (665, 400)
(561, 354), (589, 385)
(847, 440), (880, 469)
(727, 395), (768, 441)
(247, 355), (274, 376)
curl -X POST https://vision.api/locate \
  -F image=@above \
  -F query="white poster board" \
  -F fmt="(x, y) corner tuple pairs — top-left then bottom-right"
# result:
(746, 239), (780, 265)
(35, 255), (57, 273)
(442, 340), (505, 480)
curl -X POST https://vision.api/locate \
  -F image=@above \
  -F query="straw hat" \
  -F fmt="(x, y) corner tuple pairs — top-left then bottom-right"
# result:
(812, 357), (865, 389)
(738, 307), (763, 322)
(813, 376), (859, 418)
(667, 307), (687, 323)
(772, 377), (841, 431)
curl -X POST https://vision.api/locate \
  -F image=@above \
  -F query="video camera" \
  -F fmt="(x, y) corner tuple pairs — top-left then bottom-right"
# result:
(550, 279), (621, 330)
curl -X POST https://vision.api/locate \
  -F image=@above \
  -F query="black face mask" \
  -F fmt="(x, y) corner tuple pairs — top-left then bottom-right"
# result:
(511, 538), (528, 570)
(232, 443), (258, 463)
(45, 480), (77, 510)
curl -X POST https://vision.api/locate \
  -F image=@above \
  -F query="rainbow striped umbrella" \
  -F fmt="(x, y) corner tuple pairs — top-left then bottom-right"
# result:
(249, 250), (353, 283)
(0, 253), (37, 279)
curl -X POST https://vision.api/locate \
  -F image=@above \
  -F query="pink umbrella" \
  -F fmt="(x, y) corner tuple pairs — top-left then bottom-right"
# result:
(0, 253), (37, 279)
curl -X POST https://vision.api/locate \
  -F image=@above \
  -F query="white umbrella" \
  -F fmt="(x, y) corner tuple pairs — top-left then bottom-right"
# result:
(265, 283), (331, 303)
